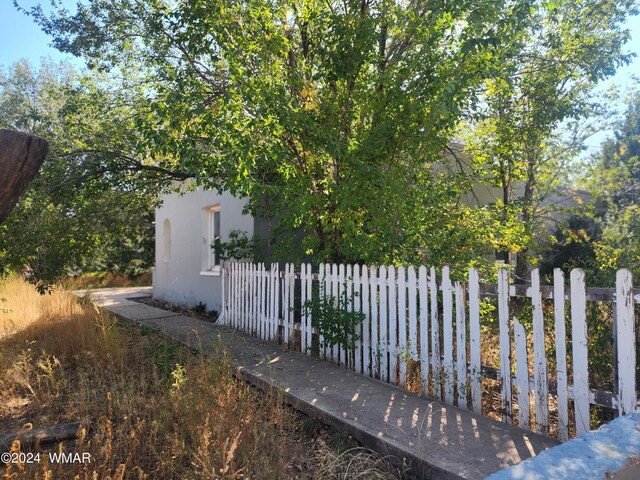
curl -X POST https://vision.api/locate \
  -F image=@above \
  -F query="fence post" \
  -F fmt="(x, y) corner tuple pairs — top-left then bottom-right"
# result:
(419, 266), (429, 396)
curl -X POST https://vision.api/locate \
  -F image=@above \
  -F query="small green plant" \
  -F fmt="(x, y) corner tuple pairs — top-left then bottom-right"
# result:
(300, 283), (365, 353)
(171, 363), (187, 392)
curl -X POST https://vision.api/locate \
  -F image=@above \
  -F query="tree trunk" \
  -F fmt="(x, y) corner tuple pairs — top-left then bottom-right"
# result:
(0, 129), (49, 224)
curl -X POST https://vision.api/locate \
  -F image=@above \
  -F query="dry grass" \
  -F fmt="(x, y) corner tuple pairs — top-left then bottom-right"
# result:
(0, 277), (402, 479)
(59, 272), (152, 291)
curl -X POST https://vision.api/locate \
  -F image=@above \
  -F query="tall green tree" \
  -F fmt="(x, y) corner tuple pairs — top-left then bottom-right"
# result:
(24, 0), (536, 270)
(583, 88), (640, 279)
(461, 0), (637, 278)
(0, 59), (169, 288)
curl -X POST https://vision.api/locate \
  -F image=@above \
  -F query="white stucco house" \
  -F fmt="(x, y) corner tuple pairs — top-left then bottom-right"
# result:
(152, 164), (511, 314)
(152, 187), (258, 314)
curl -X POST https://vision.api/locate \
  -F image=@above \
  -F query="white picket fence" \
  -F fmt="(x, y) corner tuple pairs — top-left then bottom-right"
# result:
(220, 262), (639, 440)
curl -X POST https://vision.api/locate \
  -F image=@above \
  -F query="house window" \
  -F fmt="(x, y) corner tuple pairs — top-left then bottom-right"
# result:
(162, 219), (171, 263)
(202, 205), (221, 275)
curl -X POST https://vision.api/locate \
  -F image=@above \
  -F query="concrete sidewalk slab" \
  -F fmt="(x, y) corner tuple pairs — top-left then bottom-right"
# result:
(80, 287), (559, 480)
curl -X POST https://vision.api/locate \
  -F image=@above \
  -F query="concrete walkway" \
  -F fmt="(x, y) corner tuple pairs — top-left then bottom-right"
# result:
(81, 287), (558, 480)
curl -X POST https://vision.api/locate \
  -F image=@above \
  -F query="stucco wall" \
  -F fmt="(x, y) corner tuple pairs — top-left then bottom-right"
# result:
(153, 187), (253, 313)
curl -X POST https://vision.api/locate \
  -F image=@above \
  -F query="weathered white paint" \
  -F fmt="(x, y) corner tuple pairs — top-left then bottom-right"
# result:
(370, 266), (379, 378)
(468, 268), (482, 414)
(498, 268), (512, 424)
(554, 268), (569, 441)
(346, 264), (353, 368)
(221, 263), (639, 440)
(531, 269), (549, 435)
(361, 266), (371, 376)
(408, 266), (418, 364)
(388, 265), (398, 385)
(319, 263), (326, 358)
(301, 263), (311, 354)
(514, 316), (530, 430)
(616, 269), (635, 416)
(430, 266), (441, 398)
(379, 266), (389, 382)
(398, 266), (407, 387)
(455, 281), (467, 408)
(353, 264), (362, 372)
(442, 266), (454, 405)
(418, 266), (429, 396)
(571, 268), (590, 436)
(332, 264), (339, 364)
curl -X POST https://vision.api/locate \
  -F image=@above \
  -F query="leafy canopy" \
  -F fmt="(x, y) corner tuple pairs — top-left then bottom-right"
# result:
(24, 0), (536, 269)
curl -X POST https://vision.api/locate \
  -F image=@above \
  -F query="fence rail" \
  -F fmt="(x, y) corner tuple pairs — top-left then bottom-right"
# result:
(220, 262), (638, 440)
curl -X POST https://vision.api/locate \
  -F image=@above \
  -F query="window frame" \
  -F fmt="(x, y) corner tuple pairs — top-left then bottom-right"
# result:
(201, 205), (221, 276)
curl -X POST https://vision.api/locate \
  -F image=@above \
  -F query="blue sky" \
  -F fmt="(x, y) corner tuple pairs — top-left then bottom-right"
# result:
(1, 1), (638, 149)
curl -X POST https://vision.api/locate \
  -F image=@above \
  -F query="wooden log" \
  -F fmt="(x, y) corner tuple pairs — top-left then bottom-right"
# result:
(0, 129), (49, 224)
(0, 422), (81, 454)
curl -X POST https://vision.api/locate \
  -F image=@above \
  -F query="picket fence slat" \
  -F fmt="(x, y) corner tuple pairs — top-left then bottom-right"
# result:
(498, 268), (512, 424)
(398, 266), (408, 387)
(571, 269), (590, 436)
(379, 266), (389, 381)
(354, 265), (362, 372)
(300, 264), (308, 353)
(554, 268), (569, 441)
(430, 266), (441, 399)
(362, 267), (370, 375)
(337, 264), (345, 365)
(468, 268), (482, 414)
(408, 266), (418, 365)
(370, 266), (379, 377)
(442, 266), (454, 405)
(616, 269), (635, 416)
(389, 265), (398, 385)
(455, 281), (467, 409)
(221, 261), (638, 441)
(514, 316), (530, 429)
(532, 269), (549, 435)
(418, 266), (429, 395)
(346, 264), (353, 367)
